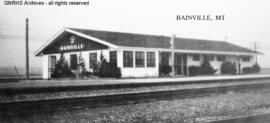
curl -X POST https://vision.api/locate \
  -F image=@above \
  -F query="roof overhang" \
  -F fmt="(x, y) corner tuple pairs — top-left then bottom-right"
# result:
(34, 28), (118, 56)
(118, 46), (261, 56)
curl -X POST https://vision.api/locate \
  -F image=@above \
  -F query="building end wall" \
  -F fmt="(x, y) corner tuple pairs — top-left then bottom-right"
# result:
(42, 55), (49, 79)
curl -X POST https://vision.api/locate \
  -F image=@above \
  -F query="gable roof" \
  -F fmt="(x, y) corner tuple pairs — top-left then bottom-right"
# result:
(35, 28), (258, 56)
(68, 28), (257, 54)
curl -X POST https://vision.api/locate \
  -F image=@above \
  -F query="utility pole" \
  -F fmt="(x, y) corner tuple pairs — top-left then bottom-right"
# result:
(26, 18), (29, 79)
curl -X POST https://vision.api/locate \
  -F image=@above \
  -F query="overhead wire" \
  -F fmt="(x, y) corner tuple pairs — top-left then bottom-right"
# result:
(0, 29), (20, 75)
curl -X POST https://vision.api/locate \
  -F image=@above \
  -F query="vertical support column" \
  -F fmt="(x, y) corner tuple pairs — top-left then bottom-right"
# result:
(237, 55), (241, 74)
(181, 54), (184, 75)
(42, 55), (49, 79)
(170, 35), (176, 76)
(156, 51), (160, 76)
(117, 50), (123, 68)
(186, 54), (189, 76)
(133, 50), (135, 68)
(171, 51), (175, 76)
(144, 51), (147, 68)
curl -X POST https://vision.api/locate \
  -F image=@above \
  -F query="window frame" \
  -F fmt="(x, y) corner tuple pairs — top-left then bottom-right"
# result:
(217, 55), (226, 61)
(109, 51), (117, 65)
(135, 51), (145, 67)
(193, 54), (200, 61)
(147, 52), (156, 67)
(123, 51), (133, 67)
(242, 56), (251, 62)
(209, 55), (214, 61)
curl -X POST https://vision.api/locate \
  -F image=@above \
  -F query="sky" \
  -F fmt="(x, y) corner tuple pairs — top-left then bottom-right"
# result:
(0, 0), (270, 72)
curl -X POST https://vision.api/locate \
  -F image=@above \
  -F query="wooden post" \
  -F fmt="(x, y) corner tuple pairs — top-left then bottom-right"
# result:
(170, 35), (176, 76)
(186, 54), (189, 76)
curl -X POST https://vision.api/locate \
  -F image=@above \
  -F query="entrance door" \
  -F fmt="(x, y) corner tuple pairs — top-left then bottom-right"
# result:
(70, 54), (77, 70)
(175, 54), (183, 75)
(174, 54), (187, 75)
(49, 55), (56, 78)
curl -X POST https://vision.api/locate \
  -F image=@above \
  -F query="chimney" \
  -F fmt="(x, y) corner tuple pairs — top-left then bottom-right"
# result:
(225, 36), (228, 42)
(170, 34), (176, 49)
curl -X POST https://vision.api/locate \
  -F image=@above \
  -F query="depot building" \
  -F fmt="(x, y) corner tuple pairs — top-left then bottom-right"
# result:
(35, 28), (259, 79)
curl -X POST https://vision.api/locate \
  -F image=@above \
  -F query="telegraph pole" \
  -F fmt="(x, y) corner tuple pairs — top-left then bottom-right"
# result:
(26, 18), (29, 79)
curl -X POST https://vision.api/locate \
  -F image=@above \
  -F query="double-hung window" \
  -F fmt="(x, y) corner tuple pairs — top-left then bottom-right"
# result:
(135, 51), (145, 67)
(242, 56), (250, 62)
(217, 55), (226, 61)
(123, 51), (133, 67)
(147, 52), (155, 67)
(110, 51), (117, 66)
(193, 54), (200, 61)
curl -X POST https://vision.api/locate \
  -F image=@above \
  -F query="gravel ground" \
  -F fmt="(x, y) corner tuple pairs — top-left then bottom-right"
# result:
(0, 79), (269, 103)
(2, 88), (270, 123)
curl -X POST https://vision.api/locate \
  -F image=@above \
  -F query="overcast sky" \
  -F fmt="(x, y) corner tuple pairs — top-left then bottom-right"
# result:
(0, 0), (270, 70)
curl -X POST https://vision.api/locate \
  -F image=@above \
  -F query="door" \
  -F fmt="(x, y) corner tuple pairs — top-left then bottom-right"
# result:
(174, 54), (187, 75)
(49, 55), (56, 78)
(175, 54), (183, 75)
(70, 54), (77, 70)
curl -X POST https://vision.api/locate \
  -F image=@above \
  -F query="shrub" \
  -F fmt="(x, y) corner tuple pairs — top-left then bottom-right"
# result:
(200, 58), (216, 75)
(188, 66), (201, 76)
(81, 70), (92, 77)
(221, 61), (237, 75)
(252, 63), (261, 73)
(159, 64), (172, 75)
(188, 58), (216, 76)
(51, 53), (74, 78)
(94, 54), (121, 78)
(243, 63), (261, 74)
(242, 67), (251, 74)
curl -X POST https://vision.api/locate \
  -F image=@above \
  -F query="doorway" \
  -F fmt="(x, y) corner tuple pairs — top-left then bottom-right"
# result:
(174, 53), (187, 75)
(49, 55), (56, 78)
(70, 54), (77, 70)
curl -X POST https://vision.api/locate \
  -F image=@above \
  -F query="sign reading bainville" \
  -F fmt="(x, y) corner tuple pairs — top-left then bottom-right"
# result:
(59, 35), (86, 51)
(43, 33), (108, 54)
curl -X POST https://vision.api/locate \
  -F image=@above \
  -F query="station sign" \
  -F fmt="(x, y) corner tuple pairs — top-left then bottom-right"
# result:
(43, 34), (108, 54)
(59, 35), (86, 51)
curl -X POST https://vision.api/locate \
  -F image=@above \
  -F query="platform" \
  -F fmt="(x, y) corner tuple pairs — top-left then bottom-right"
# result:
(1, 74), (270, 89)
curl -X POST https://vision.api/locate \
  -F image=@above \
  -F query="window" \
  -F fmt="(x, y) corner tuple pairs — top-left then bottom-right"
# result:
(123, 51), (133, 67)
(136, 51), (145, 67)
(160, 52), (169, 65)
(70, 54), (77, 70)
(204, 55), (214, 61)
(209, 55), (214, 61)
(110, 51), (117, 66)
(217, 55), (226, 61)
(242, 56), (250, 62)
(193, 54), (200, 61)
(89, 53), (97, 68)
(147, 52), (155, 67)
